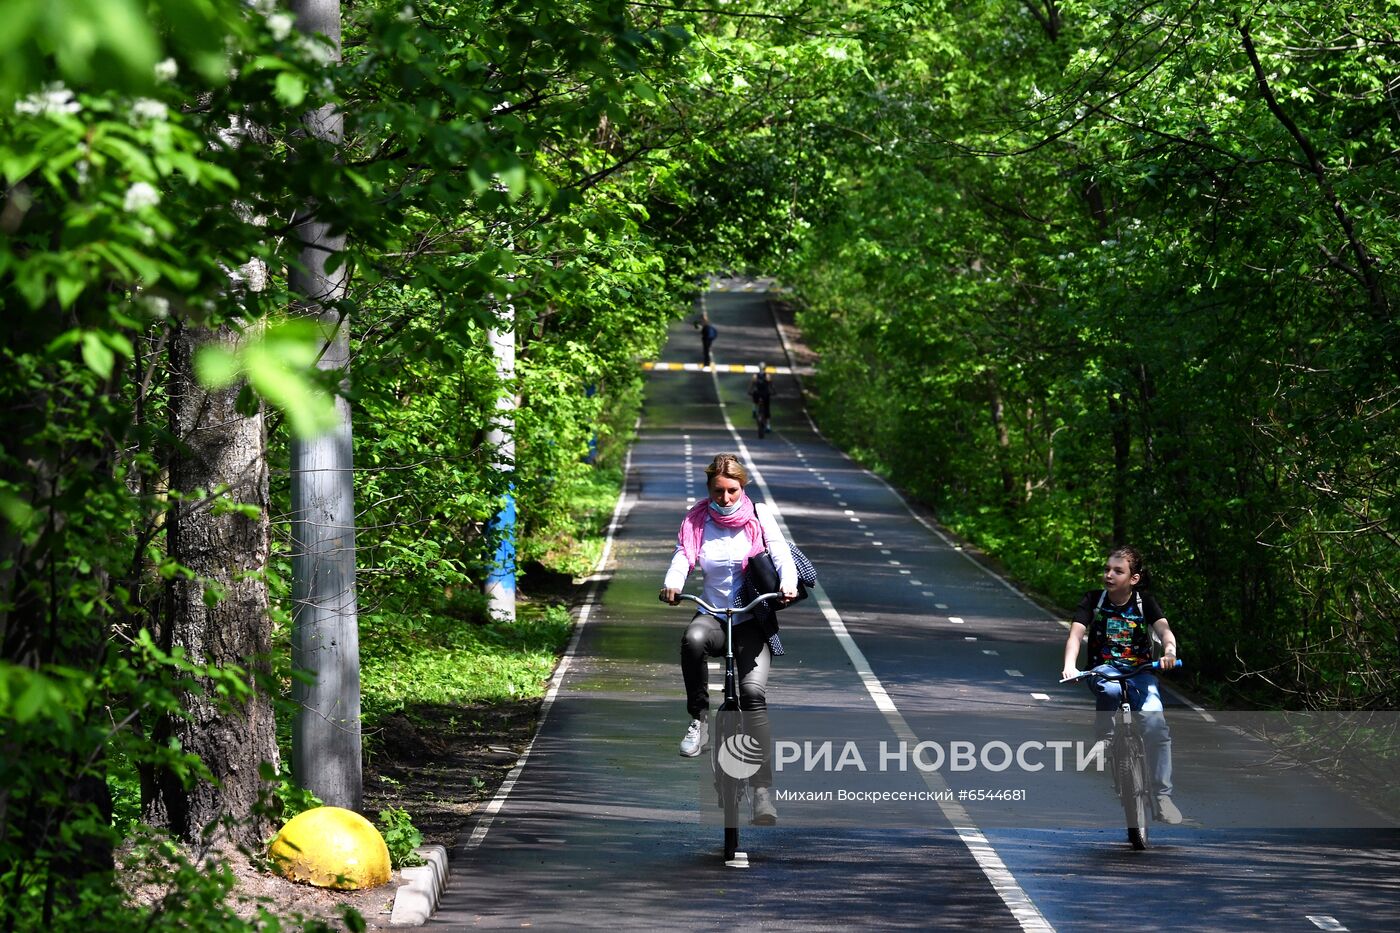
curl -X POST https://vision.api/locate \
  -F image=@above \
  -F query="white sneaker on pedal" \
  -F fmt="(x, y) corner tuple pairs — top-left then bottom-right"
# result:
(1156, 795), (1183, 824)
(679, 717), (708, 757)
(751, 787), (778, 825)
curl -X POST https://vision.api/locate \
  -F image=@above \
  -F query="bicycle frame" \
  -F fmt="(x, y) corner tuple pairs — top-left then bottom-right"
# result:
(669, 591), (781, 865)
(752, 397), (771, 438)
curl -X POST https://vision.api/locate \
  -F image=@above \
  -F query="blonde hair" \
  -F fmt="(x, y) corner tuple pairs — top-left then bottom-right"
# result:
(704, 453), (748, 488)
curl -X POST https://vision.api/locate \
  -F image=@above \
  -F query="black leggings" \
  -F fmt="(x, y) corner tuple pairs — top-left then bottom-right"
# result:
(681, 612), (773, 786)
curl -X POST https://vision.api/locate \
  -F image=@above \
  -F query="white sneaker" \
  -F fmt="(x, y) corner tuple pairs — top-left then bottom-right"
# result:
(1156, 795), (1183, 824)
(751, 787), (778, 825)
(679, 717), (708, 757)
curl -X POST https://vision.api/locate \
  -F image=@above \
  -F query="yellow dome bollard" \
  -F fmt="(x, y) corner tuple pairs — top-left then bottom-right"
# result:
(268, 806), (392, 890)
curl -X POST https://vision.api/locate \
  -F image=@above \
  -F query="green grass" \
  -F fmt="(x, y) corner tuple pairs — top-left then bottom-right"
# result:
(271, 461), (622, 756)
(359, 604), (575, 718)
(519, 465), (622, 580)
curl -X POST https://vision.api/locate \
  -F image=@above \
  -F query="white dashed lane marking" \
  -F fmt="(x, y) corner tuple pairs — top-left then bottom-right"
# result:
(722, 369), (1053, 932)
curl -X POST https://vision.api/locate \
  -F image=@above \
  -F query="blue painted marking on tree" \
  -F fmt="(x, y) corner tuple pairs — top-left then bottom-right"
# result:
(487, 488), (517, 597)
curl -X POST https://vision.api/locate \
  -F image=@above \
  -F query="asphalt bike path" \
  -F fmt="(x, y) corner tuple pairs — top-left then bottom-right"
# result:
(430, 283), (1400, 931)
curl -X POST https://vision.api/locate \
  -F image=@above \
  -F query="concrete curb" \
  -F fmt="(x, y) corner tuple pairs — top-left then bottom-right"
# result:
(388, 844), (448, 927)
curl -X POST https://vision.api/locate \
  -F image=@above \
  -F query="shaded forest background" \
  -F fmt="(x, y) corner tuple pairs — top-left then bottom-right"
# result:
(2, 0), (1396, 928)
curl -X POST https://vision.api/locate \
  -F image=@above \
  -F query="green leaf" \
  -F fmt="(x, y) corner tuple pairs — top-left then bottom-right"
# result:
(274, 72), (307, 108)
(244, 345), (338, 438)
(0, 489), (36, 532)
(81, 331), (115, 378)
(195, 345), (241, 388)
(11, 671), (58, 724)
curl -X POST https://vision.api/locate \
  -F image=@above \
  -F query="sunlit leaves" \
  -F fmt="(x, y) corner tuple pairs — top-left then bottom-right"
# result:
(196, 319), (340, 438)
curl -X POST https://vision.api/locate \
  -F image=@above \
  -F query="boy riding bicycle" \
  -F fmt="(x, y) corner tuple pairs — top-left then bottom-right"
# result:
(1060, 545), (1183, 824)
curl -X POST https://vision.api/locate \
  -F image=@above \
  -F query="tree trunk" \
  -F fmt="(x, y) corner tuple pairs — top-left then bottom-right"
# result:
(287, 0), (363, 812)
(1109, 391), (1130, 544)
(986, 372), (1016, 509)
(145, 322), (276, 847)
(484, 313), (517, 622)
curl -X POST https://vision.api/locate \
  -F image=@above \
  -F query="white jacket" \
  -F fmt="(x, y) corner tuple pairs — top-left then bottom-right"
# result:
(663, 502), (796, 623)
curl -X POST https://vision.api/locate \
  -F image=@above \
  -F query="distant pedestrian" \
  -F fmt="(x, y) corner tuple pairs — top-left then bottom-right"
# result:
(694, 313), (718, 367)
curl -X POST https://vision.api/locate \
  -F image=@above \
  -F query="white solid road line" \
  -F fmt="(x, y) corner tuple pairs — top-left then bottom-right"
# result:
(709, 368), (1055, 933)
(463, 442), (638, 851)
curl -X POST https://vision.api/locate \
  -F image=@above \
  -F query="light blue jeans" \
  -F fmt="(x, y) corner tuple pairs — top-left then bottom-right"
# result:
(1087, 664), (1173, 798)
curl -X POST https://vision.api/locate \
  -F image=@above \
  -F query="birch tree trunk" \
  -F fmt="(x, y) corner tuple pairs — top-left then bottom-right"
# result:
(146, 322), (277, 847)
(484, 313), (517, 622)
(287, 0), (362, 811)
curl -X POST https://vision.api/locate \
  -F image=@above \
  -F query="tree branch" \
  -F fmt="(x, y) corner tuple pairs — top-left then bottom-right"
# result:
(1237, 18), (1389, 319)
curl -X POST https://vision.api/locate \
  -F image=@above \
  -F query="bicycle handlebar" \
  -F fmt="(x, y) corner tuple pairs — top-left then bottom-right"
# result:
(1060, 659), (1183, 684)
(666, 592), (783, 615)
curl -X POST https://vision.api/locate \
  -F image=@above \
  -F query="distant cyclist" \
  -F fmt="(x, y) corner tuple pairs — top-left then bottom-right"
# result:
(748, 365), (772, 438)
(660, 453), (797, 824)
(694, 313), (718, 367)
(1060, 545), (1183, 824)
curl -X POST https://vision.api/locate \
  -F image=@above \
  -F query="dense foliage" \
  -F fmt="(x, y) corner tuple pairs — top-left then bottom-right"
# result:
(695, 1), (1398, 707)
(0, 0), (743, 927)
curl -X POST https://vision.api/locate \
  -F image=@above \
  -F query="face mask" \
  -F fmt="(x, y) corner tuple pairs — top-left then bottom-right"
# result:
(709, 498), (742, 516)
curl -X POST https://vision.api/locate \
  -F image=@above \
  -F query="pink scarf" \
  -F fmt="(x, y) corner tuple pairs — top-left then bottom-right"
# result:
(676, 494), (766, 571)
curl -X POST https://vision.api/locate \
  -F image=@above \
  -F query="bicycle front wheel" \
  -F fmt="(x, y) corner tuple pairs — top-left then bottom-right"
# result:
(1121, 736), (1151, 850)
(711, 709), (744, 854)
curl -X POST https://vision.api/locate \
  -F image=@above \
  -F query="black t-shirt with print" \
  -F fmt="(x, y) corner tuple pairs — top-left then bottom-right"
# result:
(1073, 588), (1164, 667)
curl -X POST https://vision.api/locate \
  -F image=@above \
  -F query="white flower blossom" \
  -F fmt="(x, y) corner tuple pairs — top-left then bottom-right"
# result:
(296, 35), (337, 65)
(155, 58), (179, 81)
(15, 83), (81, 117)
(247, 0), (276, 14)
(123, 182), (161, 212)
(267, 11), (295, 40)
(139, 294), (171, 320)
(398, 4), (417, 22)
(130, 98), (168, 124)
